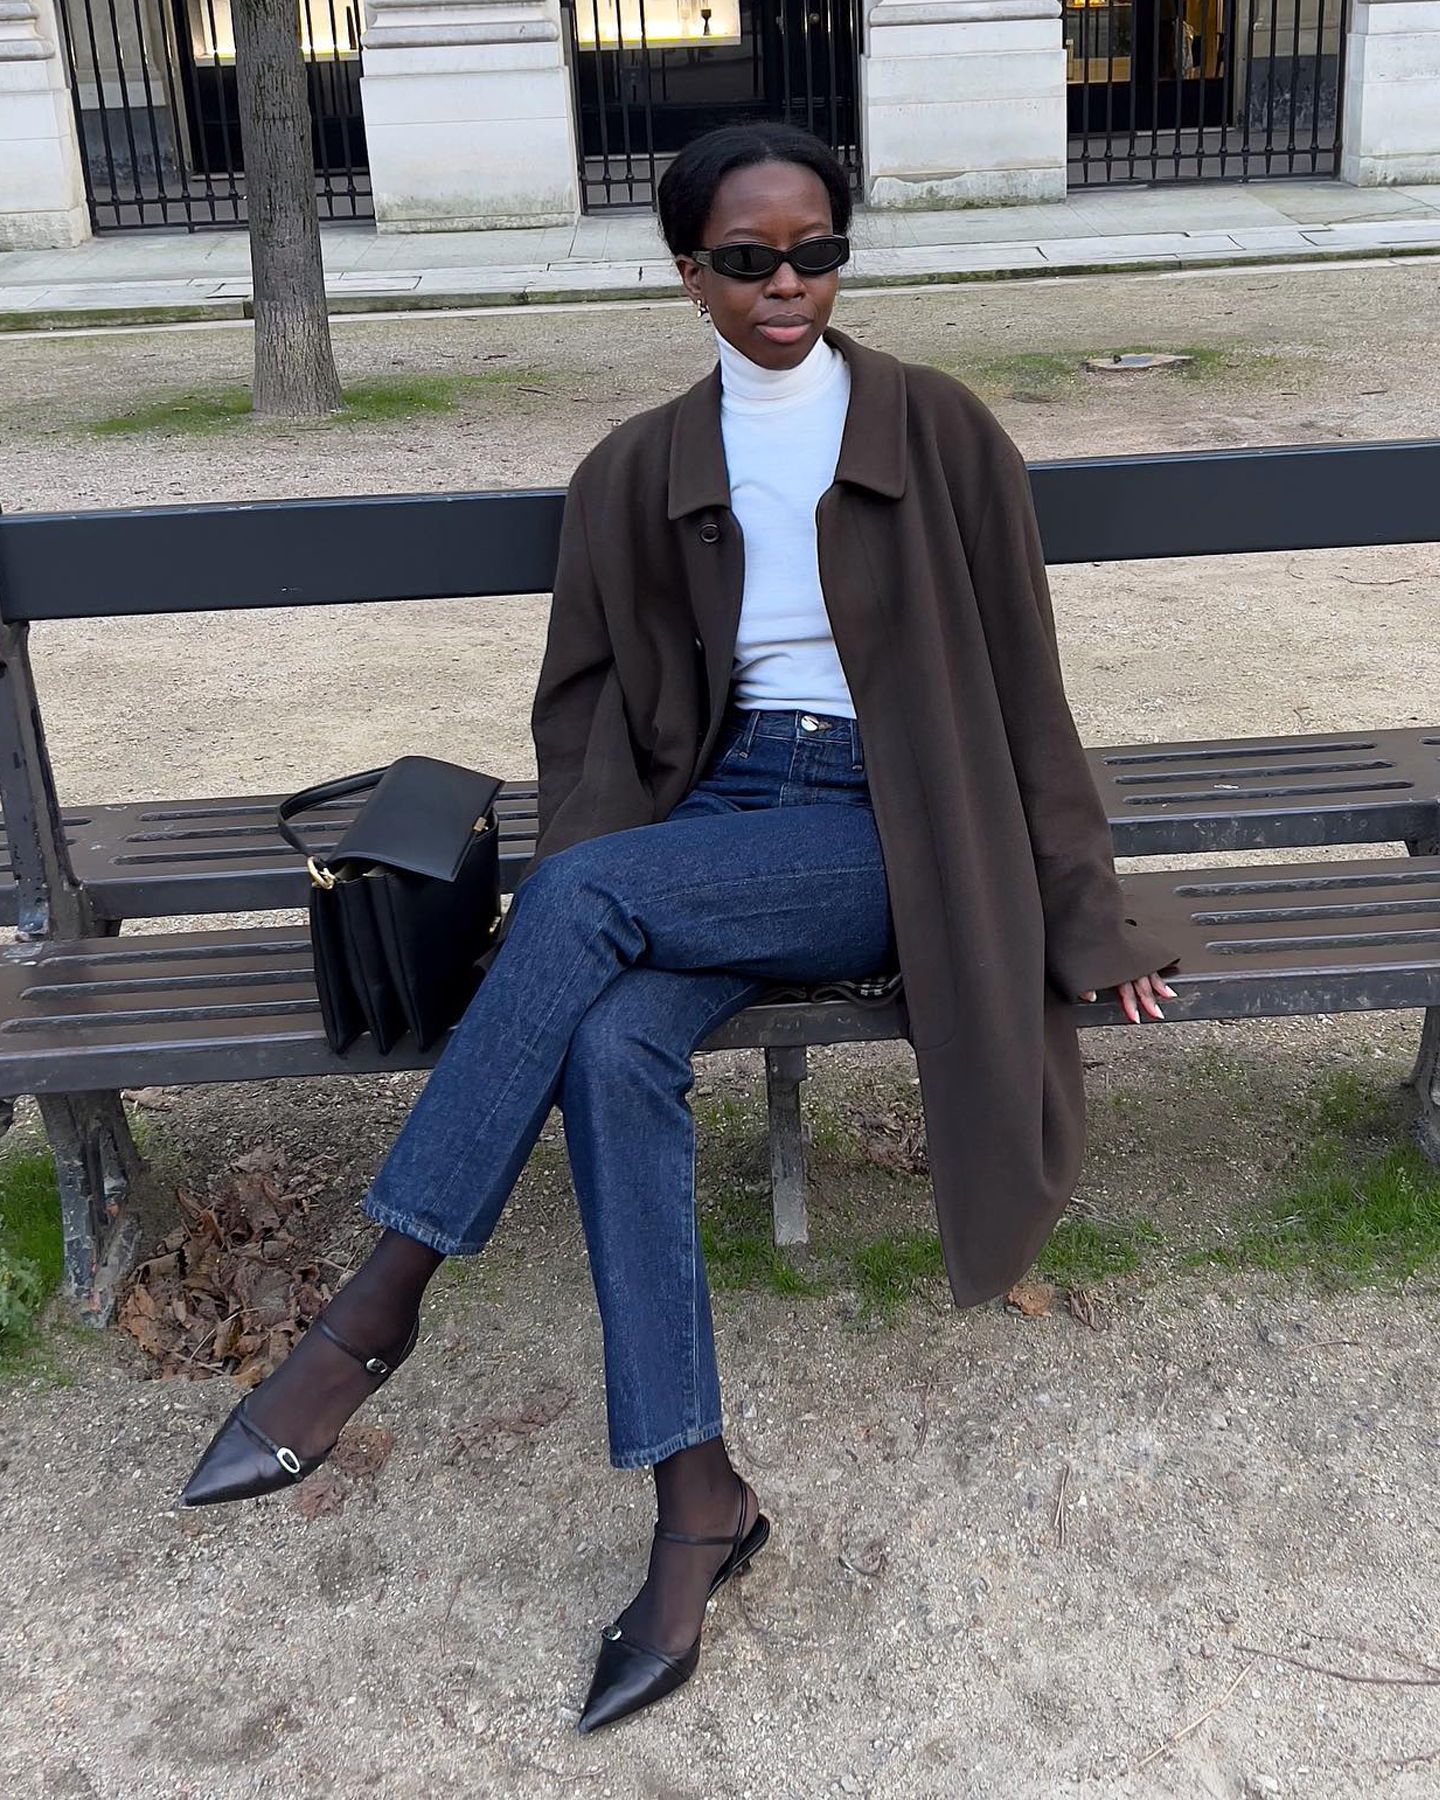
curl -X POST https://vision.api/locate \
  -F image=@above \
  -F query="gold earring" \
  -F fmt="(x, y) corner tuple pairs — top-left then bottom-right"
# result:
(694, 295), (710, 322)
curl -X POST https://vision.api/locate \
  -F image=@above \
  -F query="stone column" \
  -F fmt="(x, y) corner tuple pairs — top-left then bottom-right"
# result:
(1341, 0), (1440, 186)
(360, 0), (581, 230)
(0, 0), (91, 248)
(860, 0), (1066, 209)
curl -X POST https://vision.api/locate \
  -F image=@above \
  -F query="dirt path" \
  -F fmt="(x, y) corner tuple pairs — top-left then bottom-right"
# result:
(0, 259), (1437, 1798)
(5, 1262), (1439, 1798)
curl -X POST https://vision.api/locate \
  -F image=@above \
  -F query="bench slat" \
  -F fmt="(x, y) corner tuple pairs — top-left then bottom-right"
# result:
(0, 854), (1436, 1098)
(0, 786), (539, 921)
(0, 730), (1433, 927)
(1093, 725), (1440, 853)
(5, 442), (1439, 621)
(0, 924), (908, 1092)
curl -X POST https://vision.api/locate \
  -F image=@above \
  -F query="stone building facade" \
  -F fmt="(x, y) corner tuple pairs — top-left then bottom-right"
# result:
(1, 0), (1437, 246)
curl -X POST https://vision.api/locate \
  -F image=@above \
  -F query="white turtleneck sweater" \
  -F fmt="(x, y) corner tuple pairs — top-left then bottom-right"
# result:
(715, 327), (856, 718)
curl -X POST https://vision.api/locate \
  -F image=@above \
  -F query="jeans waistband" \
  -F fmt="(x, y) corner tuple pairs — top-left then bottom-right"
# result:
(722, 704), (863, 761)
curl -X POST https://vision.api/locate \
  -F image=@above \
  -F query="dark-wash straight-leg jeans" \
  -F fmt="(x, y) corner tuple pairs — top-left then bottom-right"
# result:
(362, 704), (896, 1468)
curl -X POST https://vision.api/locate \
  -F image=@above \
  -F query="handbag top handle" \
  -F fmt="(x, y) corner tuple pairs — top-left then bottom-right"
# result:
(278, 757), (507, 890)
(277, 767), (390, 887)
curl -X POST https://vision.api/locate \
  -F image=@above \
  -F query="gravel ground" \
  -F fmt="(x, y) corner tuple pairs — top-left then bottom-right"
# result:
(0, 259), (1437, 1798)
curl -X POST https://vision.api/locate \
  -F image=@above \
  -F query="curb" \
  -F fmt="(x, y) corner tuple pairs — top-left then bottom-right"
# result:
(3, 239), (1438, 334)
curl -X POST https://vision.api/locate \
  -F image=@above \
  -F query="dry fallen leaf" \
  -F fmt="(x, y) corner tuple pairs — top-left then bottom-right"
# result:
(331, 1426), (395, 1483)
(839, 1536), (887, 1578)
(293, 1469), (347, 1521)
(447, 1389), (573, 1465)
(122, 1087), (175, 1110)
(856, 1106), (929, 1175)
(1005, 1279), (1057, 1319)
(1068, 1287), (1104, 1331)
(118, 1145), (335, 1381)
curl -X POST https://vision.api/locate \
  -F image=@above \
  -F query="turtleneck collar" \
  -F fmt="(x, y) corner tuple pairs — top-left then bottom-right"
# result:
(713, 326), (846, 411)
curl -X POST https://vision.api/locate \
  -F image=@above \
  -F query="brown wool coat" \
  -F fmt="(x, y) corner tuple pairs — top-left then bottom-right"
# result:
(482, 324), (1183, 1308)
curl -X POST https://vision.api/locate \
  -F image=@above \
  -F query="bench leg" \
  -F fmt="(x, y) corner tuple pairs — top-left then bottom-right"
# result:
(1402, 827), (1440, 1164)
(1409, 1006), (1440, 1166)
(765, 1045), (809, 1247)
(37, 1092), (144, 1326)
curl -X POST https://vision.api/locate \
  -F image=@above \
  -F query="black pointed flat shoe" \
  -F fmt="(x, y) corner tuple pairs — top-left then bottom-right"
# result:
(576, 1475), (771, 1735)
(177, 1312), (420, 1507)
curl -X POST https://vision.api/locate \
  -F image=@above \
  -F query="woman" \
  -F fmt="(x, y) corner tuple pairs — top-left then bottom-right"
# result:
(179, 122), (1181, 1733)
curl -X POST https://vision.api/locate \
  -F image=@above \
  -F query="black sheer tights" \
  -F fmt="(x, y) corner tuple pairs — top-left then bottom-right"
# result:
(614, 1436), (760, 1659)
(243, 1230), (757, 1656)
(243, 1228), (443, 1460)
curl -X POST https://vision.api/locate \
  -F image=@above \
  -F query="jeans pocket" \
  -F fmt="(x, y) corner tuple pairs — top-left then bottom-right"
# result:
(709, 725), (747, 771)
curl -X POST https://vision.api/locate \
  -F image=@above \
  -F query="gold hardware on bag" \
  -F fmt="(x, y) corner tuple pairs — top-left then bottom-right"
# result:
(307, 857), (336, 891)
(473, 815), (493, 835)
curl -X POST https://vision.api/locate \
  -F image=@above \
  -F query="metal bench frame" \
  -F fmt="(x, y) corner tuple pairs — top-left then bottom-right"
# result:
(1, 440), (1437, 1317)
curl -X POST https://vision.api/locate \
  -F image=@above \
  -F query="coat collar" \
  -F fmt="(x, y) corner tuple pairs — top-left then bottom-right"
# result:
(666, 324), (908, 520)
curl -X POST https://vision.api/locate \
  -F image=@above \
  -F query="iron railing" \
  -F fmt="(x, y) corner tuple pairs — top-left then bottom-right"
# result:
(561, 0), (863, 212)
(54, 0), (372, 230)
(1065, 0), (1351, 184)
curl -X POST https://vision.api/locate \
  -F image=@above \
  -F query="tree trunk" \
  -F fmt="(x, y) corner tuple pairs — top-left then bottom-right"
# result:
(232, 0), (345, 417)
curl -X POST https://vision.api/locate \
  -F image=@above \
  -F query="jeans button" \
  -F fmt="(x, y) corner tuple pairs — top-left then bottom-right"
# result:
(800, 713), (819, 732)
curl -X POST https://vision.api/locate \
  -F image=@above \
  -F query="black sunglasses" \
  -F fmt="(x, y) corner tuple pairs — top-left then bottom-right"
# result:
(690, 235), (850, 281)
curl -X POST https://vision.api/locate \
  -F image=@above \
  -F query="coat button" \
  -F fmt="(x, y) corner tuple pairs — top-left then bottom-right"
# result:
(698, 521), (720, 544)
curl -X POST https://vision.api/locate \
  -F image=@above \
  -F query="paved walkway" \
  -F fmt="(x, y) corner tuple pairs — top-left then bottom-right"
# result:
(3, 180), (1439, 324)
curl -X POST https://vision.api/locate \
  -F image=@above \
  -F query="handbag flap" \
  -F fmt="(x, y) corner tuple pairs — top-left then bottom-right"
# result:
(328, 755), (505, 882)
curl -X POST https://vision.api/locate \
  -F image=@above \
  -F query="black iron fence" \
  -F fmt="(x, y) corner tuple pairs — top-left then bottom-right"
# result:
(561, 0), (862, 211)
(54, 0), (372, 230)
(1066, 0), (1351, 182)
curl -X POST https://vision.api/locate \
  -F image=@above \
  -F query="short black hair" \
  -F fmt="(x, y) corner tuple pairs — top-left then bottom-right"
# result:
(657, 122), (853, 257)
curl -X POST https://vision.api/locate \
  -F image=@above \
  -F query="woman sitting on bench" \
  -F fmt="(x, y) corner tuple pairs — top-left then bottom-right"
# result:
(178, 121), (1180, 1734)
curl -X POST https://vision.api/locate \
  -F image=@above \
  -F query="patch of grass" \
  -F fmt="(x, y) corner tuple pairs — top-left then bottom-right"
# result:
(473, 364), (548, 388)
(697, 1146), (829, 1298)
(0, 1108), (170, 1376)
(1086, 344), (1264, 381)
(1036, 1214), (1164, 1285)
(1184, 1044), (1253, 1090)
(850, 1230), (946, 1326)
(1168, 346), (1234, 379)
(0, 1147), (63, 1295)
(804, 1090), (864, 1156)
(89, 387), (254, 436)
(0, 1143), (63, 1361)
(958, 351), (1080, 402)
(333, 376), (459, 423)
(954, 344), (1279, 404)
(1187, 1134), (1440, 1288)
(83, 369), (542, 438)
(699, 1218), (828, 1299)
(1279, 1065), (1408, 1140)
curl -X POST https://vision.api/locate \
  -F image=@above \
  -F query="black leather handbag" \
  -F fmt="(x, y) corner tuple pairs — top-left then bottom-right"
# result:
(277, 755), (506, 1056)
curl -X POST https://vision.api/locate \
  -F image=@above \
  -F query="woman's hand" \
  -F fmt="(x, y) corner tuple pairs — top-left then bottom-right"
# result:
(1077, 974), (1177, 1022)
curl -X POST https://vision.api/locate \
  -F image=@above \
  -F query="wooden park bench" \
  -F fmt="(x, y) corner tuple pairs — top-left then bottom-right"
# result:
(0, 440), (1436, 1321)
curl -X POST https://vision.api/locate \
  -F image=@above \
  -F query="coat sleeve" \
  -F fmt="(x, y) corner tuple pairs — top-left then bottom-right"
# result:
(521, 472), (655, 873)
(966, 443), (1183, 1000)
(475, 475), (625, 979)
(529, 476), (614, 853)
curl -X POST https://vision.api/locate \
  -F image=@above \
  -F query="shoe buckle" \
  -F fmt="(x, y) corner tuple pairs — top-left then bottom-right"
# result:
(364, 1355), (391, 1377)
(275, 1446), (302, 1476)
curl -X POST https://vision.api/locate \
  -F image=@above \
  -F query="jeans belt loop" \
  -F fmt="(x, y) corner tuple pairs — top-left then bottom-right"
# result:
(742, 709), (760, 755)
